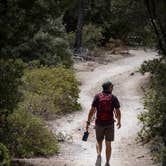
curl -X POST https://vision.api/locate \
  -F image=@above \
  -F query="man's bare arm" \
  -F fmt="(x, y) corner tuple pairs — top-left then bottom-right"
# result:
(114, 108), (121, 129)
(86, 107), (96, 130)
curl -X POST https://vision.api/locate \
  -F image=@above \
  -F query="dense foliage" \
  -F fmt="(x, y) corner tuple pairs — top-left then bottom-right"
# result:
(0, 0), (80, 162)
(137, 1), (166, 165)
(109, 0), (156, 46)
(0, 59), (24, 116)
(68, 24), (103, 50)
(1, 108), (58, 158)
(64, 0), (156, 48)
(0, 143), (10, 166)
(139, 58), (166, 163)
(0, 0), (73, 67)
(0, 59), (25, 153)
(0, 65), (81, 158)
(23, 66), (81, 116)
(144, 0), (166, 55)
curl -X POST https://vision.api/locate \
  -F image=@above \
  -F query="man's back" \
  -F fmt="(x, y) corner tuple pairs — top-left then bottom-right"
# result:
(92, 91), (120, 126)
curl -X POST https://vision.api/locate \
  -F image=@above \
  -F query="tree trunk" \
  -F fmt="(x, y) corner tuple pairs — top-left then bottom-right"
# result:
(144, 0), (166, 55)
(74, 0), (84, 54)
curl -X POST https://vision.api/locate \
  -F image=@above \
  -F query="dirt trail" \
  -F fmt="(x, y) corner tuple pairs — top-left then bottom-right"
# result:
(23, 49), (157, 166)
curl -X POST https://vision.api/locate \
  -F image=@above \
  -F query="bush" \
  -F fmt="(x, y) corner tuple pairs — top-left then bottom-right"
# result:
(0, 59), (25, 124)
(127, 24), (156, 47)
(68, 24), (103, 50)
(14, 18), (73, 68)
(22, 66), (81, 116)
(82, 24), (103, 49)
(67, 31), (76, 49)
(138, 58), (166, 163)
(2, 108), (58, 158)
(0, 1), (74, 68)
(162, 147), (166, 165)
(0, 143), (10, 166)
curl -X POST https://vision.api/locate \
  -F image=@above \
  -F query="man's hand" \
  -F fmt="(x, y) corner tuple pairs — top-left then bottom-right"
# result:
(86, 107), (96, 131)
(116, 121), (121, 129)
(86, 122), (90, 131)
(114, 108), (121, 129)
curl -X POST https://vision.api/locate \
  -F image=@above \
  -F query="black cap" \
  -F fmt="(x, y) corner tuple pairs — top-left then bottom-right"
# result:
(102, 81), (113, 91)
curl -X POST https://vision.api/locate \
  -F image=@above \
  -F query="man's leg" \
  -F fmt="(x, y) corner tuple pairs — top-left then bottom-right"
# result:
(105, 141), (112, 164)
(95, 125), (104, 155)
(95, 141), (102, 166)
(105, 124), (114, 165)
(95, 125), (104, 166)
(96, 141), (103, 155)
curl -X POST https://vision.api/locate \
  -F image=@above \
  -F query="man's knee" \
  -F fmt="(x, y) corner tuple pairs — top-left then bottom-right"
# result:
(105, 141), (111, 149)
(97, 140), (103, 146)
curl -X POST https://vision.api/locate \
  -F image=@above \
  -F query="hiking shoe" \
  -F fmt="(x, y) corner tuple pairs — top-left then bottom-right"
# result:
(105, 163), (110, 166)
(95, 155), (102, 166)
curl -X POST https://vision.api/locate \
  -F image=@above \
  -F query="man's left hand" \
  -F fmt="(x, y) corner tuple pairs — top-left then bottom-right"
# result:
(86, 122), (90, 131)
(116, 122), (121, 129)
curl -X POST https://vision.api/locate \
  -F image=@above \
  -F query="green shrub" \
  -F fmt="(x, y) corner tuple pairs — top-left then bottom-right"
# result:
(16, 19), (73, 68)
(138, 58), (166, 163)
(0, 59), (24, 112)
(22, 66), (80, 116)
(0, 59), (25, 128)
(0, 1), (74, 68)
(0, 143), (10, 166)
(162, 147), (166, 166)
(3, 108), (58, 158)
(68, 24), (103, 50)
(82, 24), (103, 49)
(67, 31), (76, 49)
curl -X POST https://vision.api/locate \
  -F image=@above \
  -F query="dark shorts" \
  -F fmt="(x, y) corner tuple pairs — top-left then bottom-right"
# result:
(95, 123), (114, 142)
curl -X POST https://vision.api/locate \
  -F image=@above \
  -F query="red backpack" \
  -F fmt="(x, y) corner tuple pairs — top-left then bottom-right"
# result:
(97, 93), (113, 121)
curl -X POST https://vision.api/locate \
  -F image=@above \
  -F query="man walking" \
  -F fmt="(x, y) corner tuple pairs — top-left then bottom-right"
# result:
(86, 81), (121, 166)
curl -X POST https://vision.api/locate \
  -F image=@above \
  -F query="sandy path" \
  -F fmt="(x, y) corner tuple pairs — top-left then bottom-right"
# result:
(22, 49), (157, 166)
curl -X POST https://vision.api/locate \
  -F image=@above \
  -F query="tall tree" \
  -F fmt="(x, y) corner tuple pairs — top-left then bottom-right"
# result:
(144, 0), (166, 55)
(74, 0), (85, 54)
